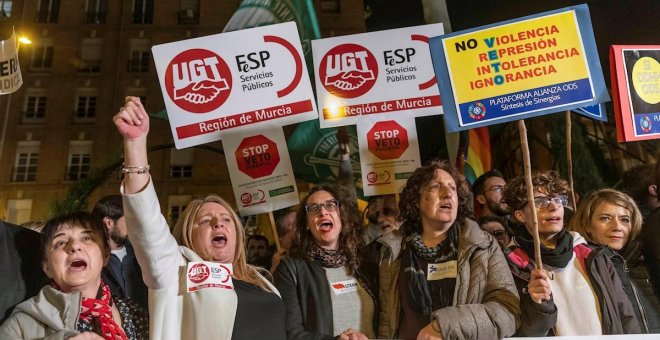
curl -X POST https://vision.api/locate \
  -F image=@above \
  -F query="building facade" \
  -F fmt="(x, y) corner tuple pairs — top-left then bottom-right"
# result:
(0, 0), (365, 225)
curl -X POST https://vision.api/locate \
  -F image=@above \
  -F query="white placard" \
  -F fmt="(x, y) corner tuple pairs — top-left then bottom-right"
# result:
(0, 31), (22, 94)
(222, 126), (299, 215)
(357, 113), (421, 196)
(152, 22), (318, 148)
(312, 24), (444, 128)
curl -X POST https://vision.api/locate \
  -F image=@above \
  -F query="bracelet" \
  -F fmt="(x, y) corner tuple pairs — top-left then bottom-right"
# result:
(121, 163), (150, 174)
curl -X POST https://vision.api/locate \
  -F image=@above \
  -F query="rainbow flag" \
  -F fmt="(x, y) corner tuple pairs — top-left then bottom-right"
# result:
(462, 127), (491, 184)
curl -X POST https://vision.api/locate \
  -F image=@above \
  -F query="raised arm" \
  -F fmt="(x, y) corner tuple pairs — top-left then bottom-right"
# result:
(114, 97), (182, 289)
(114, 96), (150, 194)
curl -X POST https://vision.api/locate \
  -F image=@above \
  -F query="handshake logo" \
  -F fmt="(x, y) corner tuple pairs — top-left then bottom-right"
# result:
(165, 49), (233, 114)
(320, 43), (378, 99)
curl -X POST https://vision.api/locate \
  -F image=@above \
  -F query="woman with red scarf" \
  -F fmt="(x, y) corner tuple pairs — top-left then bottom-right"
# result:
(0, 212), (148, 339)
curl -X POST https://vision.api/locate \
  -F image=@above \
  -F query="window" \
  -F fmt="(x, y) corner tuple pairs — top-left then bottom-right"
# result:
(12, 141), (40, 182)
(23, 89), (47, 123)
(320, 0), (340, 14)
(30, 44), (54, 70)
(128, 39), (150, 72)
(36, 0), (60, 23)
(178, 0), (199, 25)
(80, 38), (102, 72)
(132, 0), (153, 24)
(6, 199), (32, 224)
(67, 141), (92, 181)
(168, 195), (190, 227)
(74, 88), (97, 122)
(170, 148), (193, 178)
(85, 0), (107, 24)
(0, 0), (13, 18)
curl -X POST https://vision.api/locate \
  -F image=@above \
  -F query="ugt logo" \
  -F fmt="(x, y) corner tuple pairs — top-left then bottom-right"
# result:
(319, 43), (378, 98)
(165, 49), (233, 113)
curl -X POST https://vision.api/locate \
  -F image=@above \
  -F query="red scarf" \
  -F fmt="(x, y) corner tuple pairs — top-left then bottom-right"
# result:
(53, 280), (128, 340)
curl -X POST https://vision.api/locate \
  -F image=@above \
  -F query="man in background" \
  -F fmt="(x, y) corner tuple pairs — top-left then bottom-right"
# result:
(473, 169), (511, 219)
(93, 194), (148, 309)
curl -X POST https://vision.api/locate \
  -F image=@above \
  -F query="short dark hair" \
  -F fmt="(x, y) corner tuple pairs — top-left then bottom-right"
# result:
(472, 169), (505, 195)
(41, 211), (111, 263)
(620, 164), (656, 206)
(247, 234), (269, 247)
(92, 195), (124, 221)
(477, 214), (506, 227)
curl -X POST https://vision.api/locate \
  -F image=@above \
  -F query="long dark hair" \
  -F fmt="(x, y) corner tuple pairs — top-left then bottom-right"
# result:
(291, 183), (363, 275)
(398, 160), (473, 235)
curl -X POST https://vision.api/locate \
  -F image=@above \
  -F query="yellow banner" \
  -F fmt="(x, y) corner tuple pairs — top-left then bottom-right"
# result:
(442, 11), (589, 103)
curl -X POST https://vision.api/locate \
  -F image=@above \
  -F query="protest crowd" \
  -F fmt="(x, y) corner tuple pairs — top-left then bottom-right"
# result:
(0, 96), (656, 340)
(0, 1), (659, 340)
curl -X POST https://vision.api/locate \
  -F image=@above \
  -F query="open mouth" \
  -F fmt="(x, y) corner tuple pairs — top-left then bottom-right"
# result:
(68, 259), (88, 271)
(212, 234), (227, 247)
(318, 220), (333, 232)
(439, 203), (452, 211)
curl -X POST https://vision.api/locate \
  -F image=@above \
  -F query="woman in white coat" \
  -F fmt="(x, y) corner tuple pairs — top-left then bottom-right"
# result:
(114, 96), (286, 340)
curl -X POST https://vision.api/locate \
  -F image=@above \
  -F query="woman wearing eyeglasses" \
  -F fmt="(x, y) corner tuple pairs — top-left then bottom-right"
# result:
(273, 184), (377, 340)
(570, 189), (660, 334)
(503, 171), (640, 336)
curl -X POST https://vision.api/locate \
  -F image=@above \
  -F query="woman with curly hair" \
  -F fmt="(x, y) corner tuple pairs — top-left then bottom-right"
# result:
(396, 160), (520, 339)
(570, 188), (660, 333)
(273, 183), (377, 340)
(503, 171), (640, 336)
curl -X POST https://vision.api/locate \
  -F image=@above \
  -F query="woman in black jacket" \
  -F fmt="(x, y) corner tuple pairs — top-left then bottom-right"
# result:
(273, 184), (377, 340)
(571, 188), (660, 333)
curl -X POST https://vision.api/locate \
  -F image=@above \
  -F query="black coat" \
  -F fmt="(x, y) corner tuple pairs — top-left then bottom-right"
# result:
(609, 240), (660, 333)
(272, 256), (378, 340)
(0, 221), (49, 323)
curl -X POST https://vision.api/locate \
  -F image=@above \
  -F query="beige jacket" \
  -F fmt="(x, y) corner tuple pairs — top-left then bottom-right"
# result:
(390, 219), (520, 339)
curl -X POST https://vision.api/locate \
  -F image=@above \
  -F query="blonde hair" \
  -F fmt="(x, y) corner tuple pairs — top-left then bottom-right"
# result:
(570, 188), (643, 244)
(172, 194), (271, 290)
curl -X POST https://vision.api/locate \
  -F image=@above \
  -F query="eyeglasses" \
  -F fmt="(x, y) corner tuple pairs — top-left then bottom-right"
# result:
(491, 230), (509, 239)
(521, 195), (568, 210)
(304, 199), (339, 215)
(485, 185), (505, 193)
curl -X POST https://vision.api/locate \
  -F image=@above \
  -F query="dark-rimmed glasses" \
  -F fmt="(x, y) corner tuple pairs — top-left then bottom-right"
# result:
(491, 230), (509, 239)
(304, 199), (339, 215)
(520, 195), (568, 210)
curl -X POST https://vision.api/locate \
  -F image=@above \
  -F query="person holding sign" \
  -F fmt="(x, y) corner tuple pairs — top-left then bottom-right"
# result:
(570, 189), (660, 334)
(0, 212), (149, 339)
(396, 160), (520, 339)
(273, 184), (377, 340)
(113, 97), (286, 340)
(503, 171), (640, 336)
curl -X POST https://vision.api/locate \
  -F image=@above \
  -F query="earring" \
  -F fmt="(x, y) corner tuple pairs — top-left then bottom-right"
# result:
(306, 225), (310, 230)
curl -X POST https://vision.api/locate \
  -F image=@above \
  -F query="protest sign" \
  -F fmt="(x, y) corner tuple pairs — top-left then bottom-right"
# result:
(223, 125), (299, 215)
(152, 22), (317, 148)
(0, 31), (22, 94)
(357, 113), (420, 196)
(430, 4), (609, 132)
(312, 24), (444, 128)
(610, 45), (660, 142)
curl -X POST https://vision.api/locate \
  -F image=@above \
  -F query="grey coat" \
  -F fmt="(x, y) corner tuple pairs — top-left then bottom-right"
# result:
(430, 219), (521, 339)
